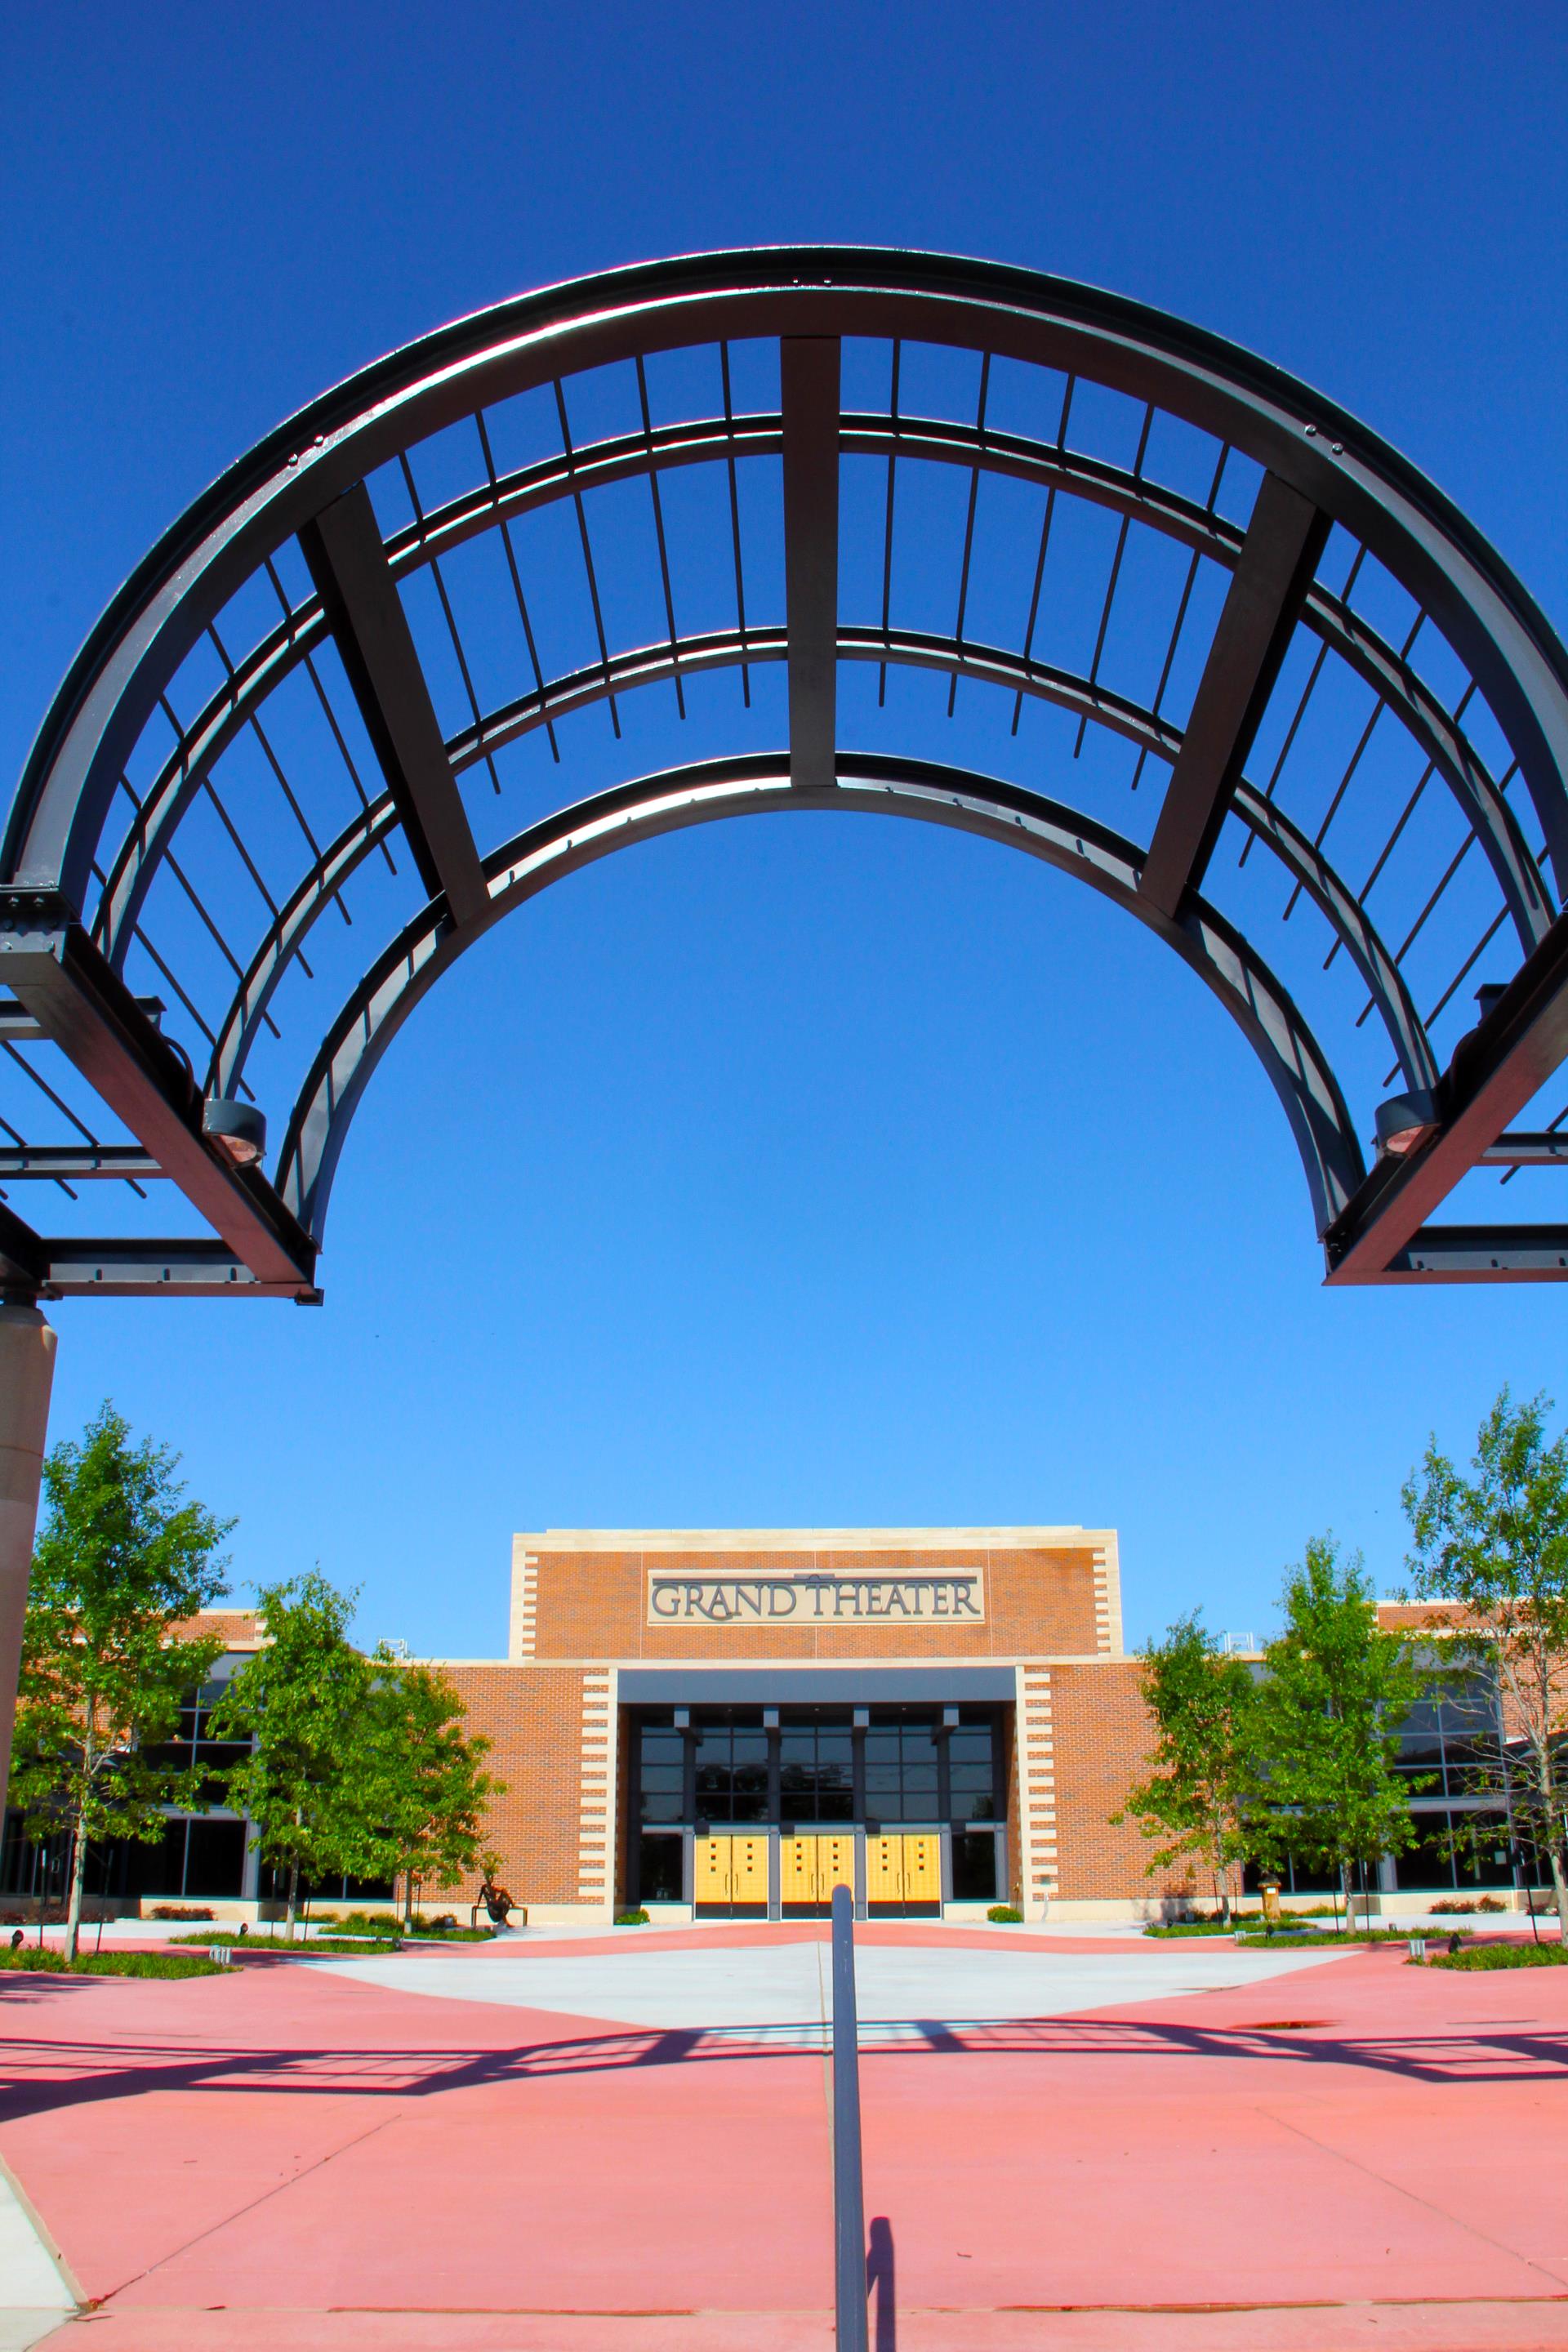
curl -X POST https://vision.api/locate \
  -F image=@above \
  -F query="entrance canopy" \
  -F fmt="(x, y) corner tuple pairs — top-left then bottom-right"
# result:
(4, 246), (1568, 1296)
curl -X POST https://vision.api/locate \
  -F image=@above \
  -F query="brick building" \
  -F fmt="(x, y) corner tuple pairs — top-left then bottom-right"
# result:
(2, 1530), (1536, 1922)
(435, 1525), (1171, 1922)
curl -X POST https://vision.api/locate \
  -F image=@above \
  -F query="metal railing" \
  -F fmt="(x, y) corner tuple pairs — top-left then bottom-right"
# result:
(831, 1882), (868, 2351)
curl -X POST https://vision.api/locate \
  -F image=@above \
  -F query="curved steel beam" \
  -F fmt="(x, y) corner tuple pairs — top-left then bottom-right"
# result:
(13, 249), (1568, 920)
(207, 793), (401, 1098)
(90, 400), (1550, 978)
(274, 752), (1364, 1251)
(203, 620), (1432, 1104)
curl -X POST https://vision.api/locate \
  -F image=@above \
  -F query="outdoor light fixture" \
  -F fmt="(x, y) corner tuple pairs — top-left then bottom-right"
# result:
(1374, 1089), (1439, 1159)
(202, 1098), (267, 1169)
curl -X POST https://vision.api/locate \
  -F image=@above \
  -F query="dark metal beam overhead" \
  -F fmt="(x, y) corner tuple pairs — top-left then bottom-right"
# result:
(1140, 472), (1329, 918)
(299, 483), (489, 926)
(0, 1201), (46, 1295)
(6, 250), (1568, 1298)
(0, 1146), (163, 1179)
(1325, 915), (1568, 1282)
(0, 896), (316, 1293)
(1477, 1133), (1568, 1165)
(1392, 1226), (1568, 1279)
(780, 337), (841, 791)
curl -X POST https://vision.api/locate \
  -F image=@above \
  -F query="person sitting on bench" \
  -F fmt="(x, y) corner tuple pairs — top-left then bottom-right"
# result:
(478, 1877), (515, 1927)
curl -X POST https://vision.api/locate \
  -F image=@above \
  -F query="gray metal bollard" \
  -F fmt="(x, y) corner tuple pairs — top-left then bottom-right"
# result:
(831, 1882), (868, 2352)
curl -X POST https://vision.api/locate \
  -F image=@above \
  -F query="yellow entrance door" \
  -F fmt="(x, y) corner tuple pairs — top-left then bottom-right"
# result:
(815, 1833), (855, 1904)
(866, 1832), (942, 1911)
(694, 1833), (769, 1909)
(779, 1833), (816, 1907)
(728, 1834), (768, 1906)
(902, 1833), (941, 1906)
(865, 1833), (903, 1905)
(781, 1832), (856, 1909)
(694, 1834), (731, 1904)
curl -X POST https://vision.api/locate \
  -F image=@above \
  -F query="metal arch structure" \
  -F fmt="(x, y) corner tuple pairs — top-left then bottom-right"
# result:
(3, 244), (1568, 1299)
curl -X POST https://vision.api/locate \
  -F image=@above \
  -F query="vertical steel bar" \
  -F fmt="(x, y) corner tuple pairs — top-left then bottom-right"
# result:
(0, 1305), (57, 1820)
(831, 1881), (868, 2352)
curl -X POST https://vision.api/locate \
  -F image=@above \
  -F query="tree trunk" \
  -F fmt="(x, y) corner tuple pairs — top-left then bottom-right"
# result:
(1550, 1839), (1568, 1942)
(64, 1813), (87, 1964)
(286, 1856), (299, 1941)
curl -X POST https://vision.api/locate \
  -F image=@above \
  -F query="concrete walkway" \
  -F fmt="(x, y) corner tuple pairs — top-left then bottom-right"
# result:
(318, 1934), (1347, 2032)
(2, 1926), (1566, 2350)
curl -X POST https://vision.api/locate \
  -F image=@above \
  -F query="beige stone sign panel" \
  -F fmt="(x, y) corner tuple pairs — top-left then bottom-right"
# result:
(645, 1566), (987, 1628)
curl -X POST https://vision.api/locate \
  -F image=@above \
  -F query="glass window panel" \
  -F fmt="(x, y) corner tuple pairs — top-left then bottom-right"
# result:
(182, 1815), (247, 1909)
(639, 1766), (684, 1793)
(952, 1832), (997, 1900)
(863, 1732), (900, 1763)
(817, 1734), (853, 1766)
(948, 1764), (993, 1791)
(1451, 1813), (1514, 1886)
(641, 1732), (684, 1765)
(1394, 1820), (1456, 1890)
(731, 1731), (768, 1766)
(640, 1790), (684, 1821)
(900, 1729), (938, 1762)
(864, 1766), (902, 1795)
(818, 1788), (853, 1821)
(901, 1766), (939, 1793)
(947, 1731), (991, 1764)
(637, 1833), (684, 1900)
(951, 1790), (996, 1821)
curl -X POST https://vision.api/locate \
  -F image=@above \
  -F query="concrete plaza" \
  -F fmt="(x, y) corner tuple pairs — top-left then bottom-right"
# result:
(2, 1922), (1567, 2350)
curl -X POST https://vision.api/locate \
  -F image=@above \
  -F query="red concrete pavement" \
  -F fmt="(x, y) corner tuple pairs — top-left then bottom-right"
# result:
(2, 1928), (1566, 2350)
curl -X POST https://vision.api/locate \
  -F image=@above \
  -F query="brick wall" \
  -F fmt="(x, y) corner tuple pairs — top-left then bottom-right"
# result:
(528, 1544), (1105, 1661)
(1051, 1661), (1195, 1904)
(437, 1664), (584, 1907)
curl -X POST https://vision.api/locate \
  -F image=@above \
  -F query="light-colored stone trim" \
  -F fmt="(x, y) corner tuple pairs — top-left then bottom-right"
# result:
(1014, 1663), (1058, 1919)
(518, 1526), (1116, 1552)
(575, 1668), (618, 1911)
(510, 1538), (541, 1659)
(1092, 1532), (1125, 1657)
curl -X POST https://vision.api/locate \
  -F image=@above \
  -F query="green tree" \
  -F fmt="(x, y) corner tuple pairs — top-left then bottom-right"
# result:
(210, 1572), (381, 1936)
(8, 1405), (231, 1960)
(1255, 1536), (1426, 1927)
(364, 1658), (503, 1924)
(1115, 1613), (1261, 1920)
(1403, 1387), (1568, 1937)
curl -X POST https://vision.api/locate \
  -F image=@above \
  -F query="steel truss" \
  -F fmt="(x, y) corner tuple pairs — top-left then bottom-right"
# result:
(3, 246), (1567, 1296)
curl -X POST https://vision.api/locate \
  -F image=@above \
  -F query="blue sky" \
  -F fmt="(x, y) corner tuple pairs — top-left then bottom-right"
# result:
(4, 2), (1565, 1655)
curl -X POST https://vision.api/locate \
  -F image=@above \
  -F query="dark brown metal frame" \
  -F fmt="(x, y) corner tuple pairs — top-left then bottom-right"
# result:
(5, 247), (1567, 1297)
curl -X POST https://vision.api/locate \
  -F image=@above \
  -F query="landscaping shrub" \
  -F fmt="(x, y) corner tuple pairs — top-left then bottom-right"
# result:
(149, 1904), (215, 1920)
(168, 1931), (400, 1954)
(614, 1909), (650, 1926)
(987, 1905), (1023, 1922)
(0, 1947), (227, 1978)
(1236, 1926), (1463, 1947)
(1418, 1940), (1568, 1970)
(334, 1910), (492, 1942)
